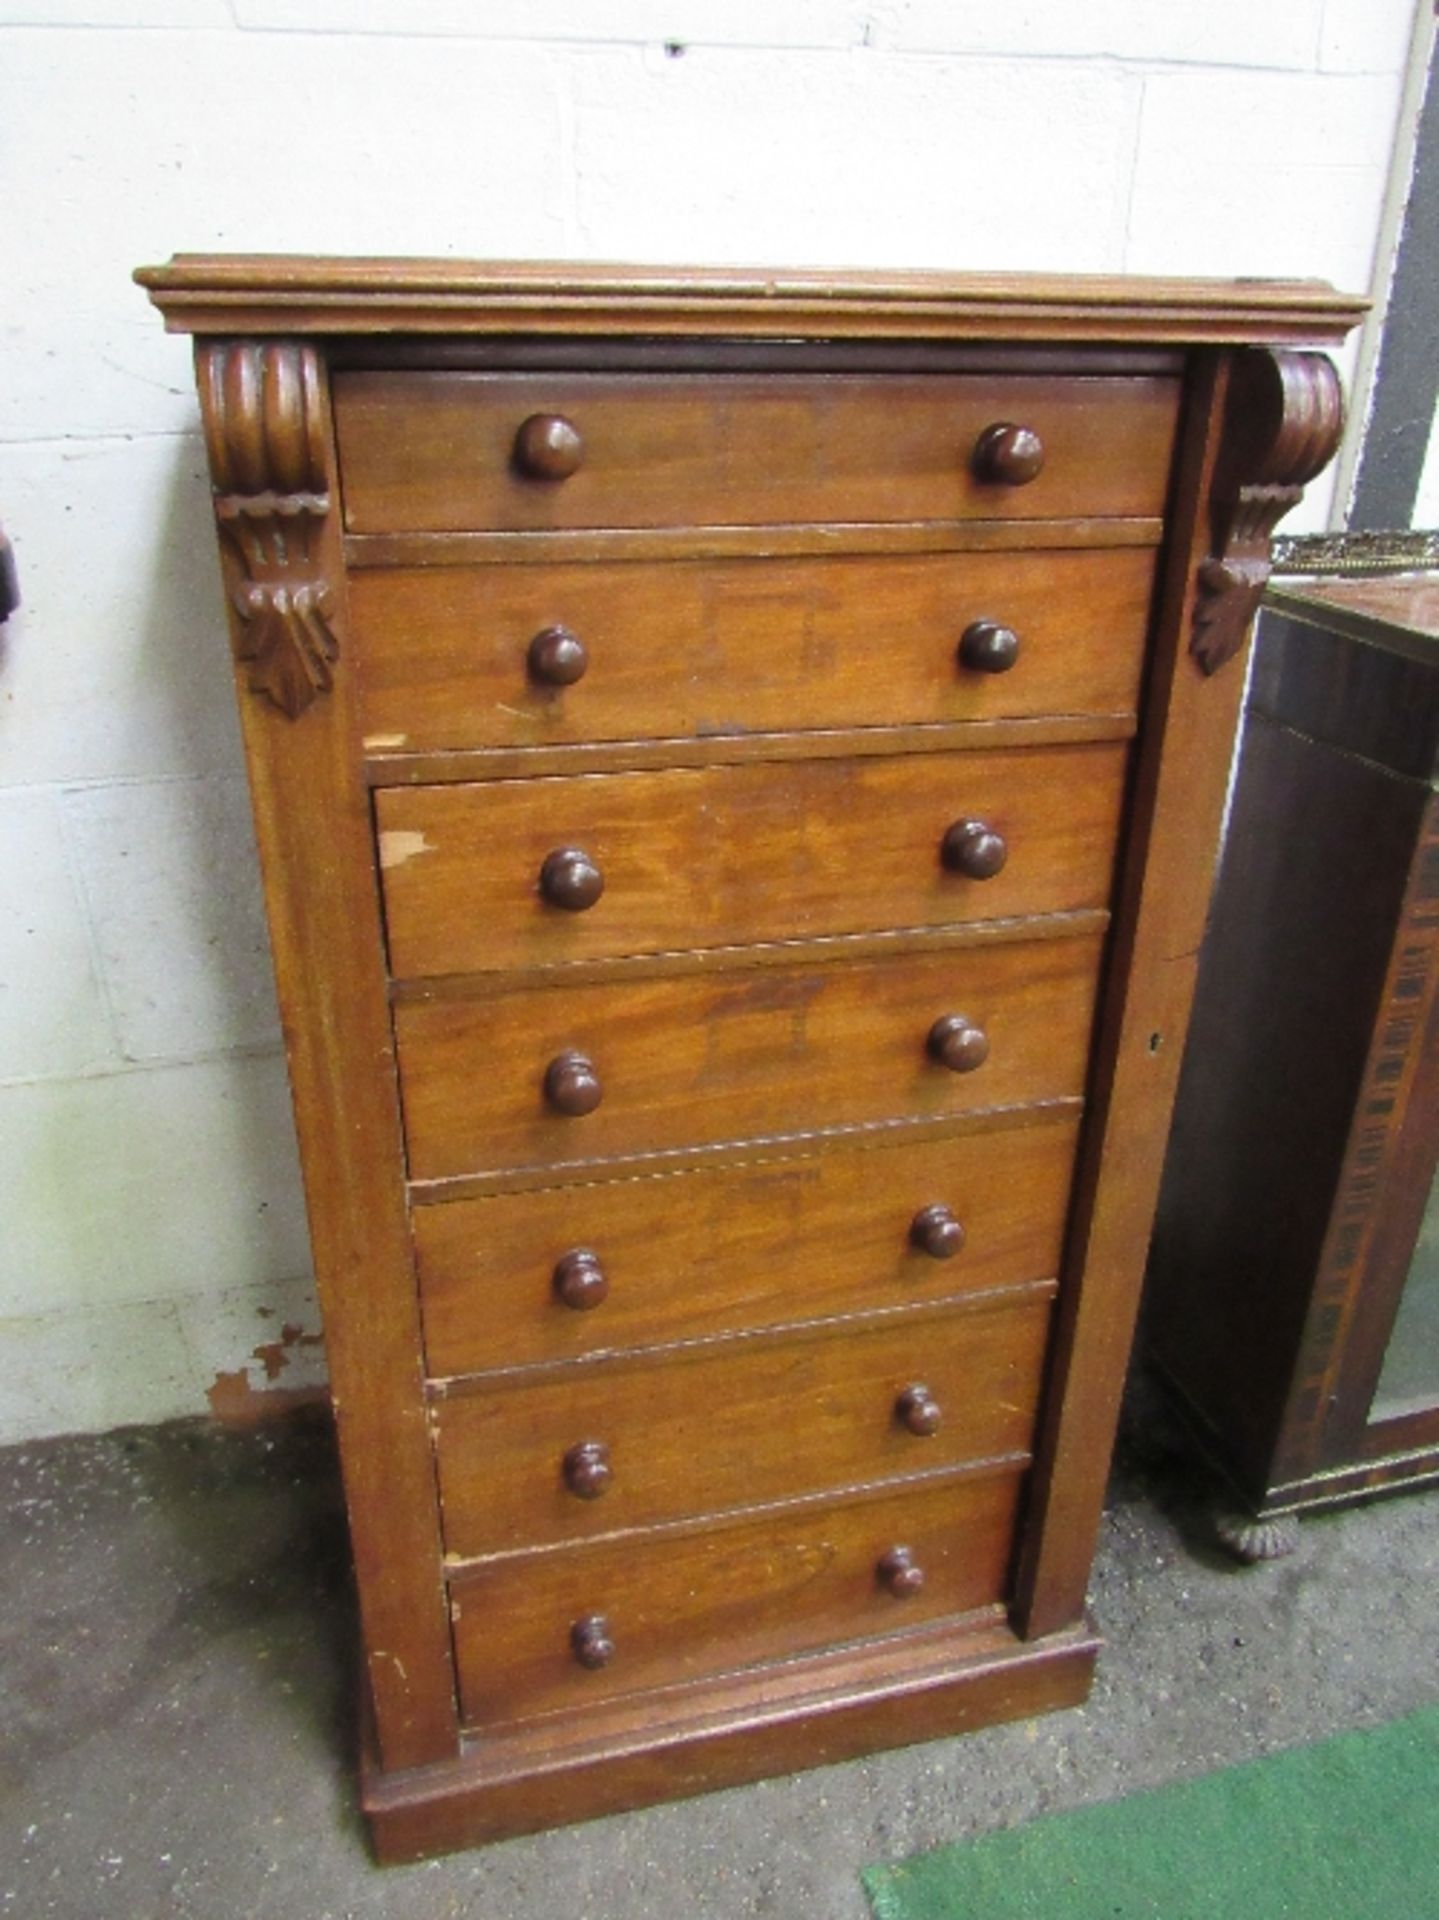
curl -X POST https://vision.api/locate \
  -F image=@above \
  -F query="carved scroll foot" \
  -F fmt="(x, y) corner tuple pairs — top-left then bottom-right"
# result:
(1214, 1507), (1301, 1564)
(1191, 348), (1344, 675)
(197, 341), (339, 719)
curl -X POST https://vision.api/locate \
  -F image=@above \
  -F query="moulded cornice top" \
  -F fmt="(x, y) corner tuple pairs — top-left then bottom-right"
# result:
(135, 255), (1367, 346)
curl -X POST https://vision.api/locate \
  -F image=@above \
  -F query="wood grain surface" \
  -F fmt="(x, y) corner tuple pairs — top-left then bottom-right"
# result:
(432, 1291), (1051, 1557)
(143, 252), (1360, 1858)
(194, 345), (460, 1771)
(138, 255), (1366, 347)
(362, 1619), (1098, 1861)
(414, 1113), (1080, 1377)
(376, 743), (1128, 977)
(350, 546), (1158, 754)
(394, 930), (1105, 1184)
(449, 1467), (1022, 1727)
(346, 517), (1164, 573)
(1012, 353), (1251, 1637)
(333, 372), (1180, 533)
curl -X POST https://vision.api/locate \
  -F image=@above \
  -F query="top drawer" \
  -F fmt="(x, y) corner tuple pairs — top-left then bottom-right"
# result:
(333, 372), (1181, 534)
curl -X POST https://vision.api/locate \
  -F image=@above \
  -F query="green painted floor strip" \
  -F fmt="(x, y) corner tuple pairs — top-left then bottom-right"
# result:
(863, 1706), (1439, 1919)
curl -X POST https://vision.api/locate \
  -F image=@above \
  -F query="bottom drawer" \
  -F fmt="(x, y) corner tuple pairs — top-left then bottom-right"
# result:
(450, 1468), (1023, 1729)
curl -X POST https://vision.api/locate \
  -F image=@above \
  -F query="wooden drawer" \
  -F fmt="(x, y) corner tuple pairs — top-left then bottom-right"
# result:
(450, 1468), (1022, 1728)
(395, 931), (1105, 1185)
(377, 743), (1127, 979)
(416, 1115), (1079, 1377)
(433, 1293), (1049, 1557)
(350, 547), (1158, 755)
(334, 371), (1181, 533)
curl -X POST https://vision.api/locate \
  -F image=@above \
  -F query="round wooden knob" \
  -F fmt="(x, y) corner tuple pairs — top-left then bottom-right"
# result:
(927, 1015), (990, 1074)
(527, 625), (589, 686)
(941, 819), (1008, 880)
(571, 1613), (615, 1669)
(958, 620), (1021, 674)
(544, 1050), (603, 1115)
(540, 847), (605, 912)
(972, 422), (1045, 486)
(896, 1384), (942, 1437)
(563, 1439), (612, 1499)
(554, 1248), (609, 1311)
(514, 413), (584, 481)
(910, 1204), (965, 1260)
(878, 1546), (926, 1597)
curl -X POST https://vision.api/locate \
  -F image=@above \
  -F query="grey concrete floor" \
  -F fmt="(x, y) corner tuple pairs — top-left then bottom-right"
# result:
(2, 1395), (1436, 1920)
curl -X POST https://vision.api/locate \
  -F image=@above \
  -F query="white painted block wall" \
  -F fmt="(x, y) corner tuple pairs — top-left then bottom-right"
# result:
(0, 0), (1420, 1443)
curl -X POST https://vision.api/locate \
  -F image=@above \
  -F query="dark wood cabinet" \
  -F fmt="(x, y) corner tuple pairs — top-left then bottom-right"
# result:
(136, 257), (1358, 1857)
(1147, 574), (1439, 1558)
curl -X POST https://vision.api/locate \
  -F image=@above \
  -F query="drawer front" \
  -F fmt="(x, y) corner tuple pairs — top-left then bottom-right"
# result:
(396, 932), (1104, 1183)
(335, 371), (1180, 533)
(434, 1296), (1049, 1557)
(416, 1116), (1080, 1377)
(351, 547), (1158, 754)
(450, 1469), (1022, 1728)
(378, 744), (1127, 979)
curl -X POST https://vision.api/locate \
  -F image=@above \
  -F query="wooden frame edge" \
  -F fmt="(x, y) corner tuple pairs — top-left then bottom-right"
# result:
(360, 1620), (1099, 1862)
(135, 258), (1367, 346)
(196, 339), (461, 1771)
(1013, 350), (1245, 1636)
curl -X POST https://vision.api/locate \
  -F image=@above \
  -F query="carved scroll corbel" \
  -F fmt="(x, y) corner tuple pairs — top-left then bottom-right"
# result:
(1191, 347), (1344, 676)
(196, 341), (339, 718)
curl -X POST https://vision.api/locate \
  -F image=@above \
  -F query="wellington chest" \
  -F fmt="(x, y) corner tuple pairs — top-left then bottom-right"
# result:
(136, 257), (1361, 1860)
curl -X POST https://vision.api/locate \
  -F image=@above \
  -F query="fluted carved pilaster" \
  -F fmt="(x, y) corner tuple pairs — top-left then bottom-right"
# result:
(196, 341), (339, 718)
(1191, 348), (1344, 676)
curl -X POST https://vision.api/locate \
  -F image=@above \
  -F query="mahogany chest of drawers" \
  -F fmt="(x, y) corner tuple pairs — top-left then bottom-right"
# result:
(137, 258), (1359, 1859)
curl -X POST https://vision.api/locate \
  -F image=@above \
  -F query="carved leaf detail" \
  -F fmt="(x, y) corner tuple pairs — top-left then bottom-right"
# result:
(1191, 350), (1344, 676)
(232, 574), (338, 719)
(1192, 557), (1265, 679)
(197, 343), (340, 718)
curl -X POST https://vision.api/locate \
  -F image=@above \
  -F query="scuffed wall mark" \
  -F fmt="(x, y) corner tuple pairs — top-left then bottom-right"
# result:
(252, 1321), (324, 1383)
(206, 1370), (326, 1425)
(206, 1316), (327, 1425)
(378, 829), (434, 870)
